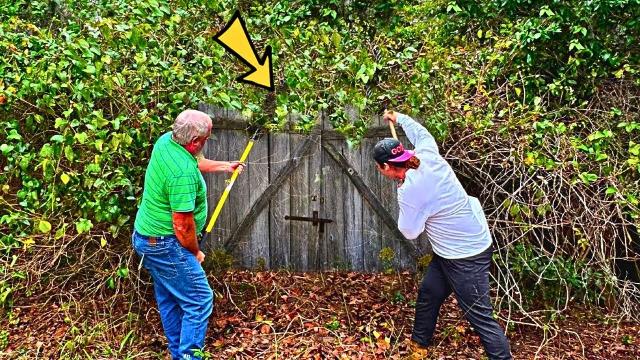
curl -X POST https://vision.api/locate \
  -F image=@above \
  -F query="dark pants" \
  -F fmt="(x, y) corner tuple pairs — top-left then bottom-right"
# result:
(411, 246), (512, 360)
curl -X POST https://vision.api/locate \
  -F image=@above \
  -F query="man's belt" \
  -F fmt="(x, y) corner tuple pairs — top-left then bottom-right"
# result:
(137, 232), (173, 245)
(138, 232), (204, 247)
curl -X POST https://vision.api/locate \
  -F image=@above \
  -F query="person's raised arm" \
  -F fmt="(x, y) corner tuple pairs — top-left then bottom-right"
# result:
(198, 159), (245, 173)
(384, 110), (439, 153)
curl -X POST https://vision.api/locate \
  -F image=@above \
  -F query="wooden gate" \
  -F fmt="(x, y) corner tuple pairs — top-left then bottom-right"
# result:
(199, 105), (430, 272)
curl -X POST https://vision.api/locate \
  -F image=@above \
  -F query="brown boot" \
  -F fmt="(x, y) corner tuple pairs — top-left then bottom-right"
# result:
(406, 340), (429, 360)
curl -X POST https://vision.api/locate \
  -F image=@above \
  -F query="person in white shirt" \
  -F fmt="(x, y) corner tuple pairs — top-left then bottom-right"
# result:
(373, 110), (512, 360)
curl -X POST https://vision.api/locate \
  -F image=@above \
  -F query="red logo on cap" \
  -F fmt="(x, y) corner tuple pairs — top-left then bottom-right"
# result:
(391, 144), (404, 156)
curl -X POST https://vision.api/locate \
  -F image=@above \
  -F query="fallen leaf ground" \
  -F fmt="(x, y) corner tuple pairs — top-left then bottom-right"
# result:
(1, 271), (638, 359)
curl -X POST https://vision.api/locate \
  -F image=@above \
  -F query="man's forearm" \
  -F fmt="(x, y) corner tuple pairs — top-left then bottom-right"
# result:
(198, 159), (231, 173)
(172, 212), (199, 255)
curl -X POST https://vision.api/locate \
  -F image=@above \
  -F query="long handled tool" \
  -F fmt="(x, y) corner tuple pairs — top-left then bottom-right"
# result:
(385, 108), (398, 140)
(205, 129), (259, 233)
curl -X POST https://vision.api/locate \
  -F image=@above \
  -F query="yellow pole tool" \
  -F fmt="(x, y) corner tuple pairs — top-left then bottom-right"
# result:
(205, 137), (255, 233)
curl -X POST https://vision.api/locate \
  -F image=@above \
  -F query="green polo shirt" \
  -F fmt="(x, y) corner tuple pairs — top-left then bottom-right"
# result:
(134, 132), (207, 236)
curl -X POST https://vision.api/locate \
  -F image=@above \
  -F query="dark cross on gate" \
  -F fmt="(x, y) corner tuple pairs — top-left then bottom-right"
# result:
(284, 211), (333, 234)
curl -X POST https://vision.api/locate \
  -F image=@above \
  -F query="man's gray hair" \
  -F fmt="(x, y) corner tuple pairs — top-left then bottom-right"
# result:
(172, 109), (213, 145)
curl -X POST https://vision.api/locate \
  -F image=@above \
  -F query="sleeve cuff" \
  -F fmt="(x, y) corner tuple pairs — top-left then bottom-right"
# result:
(396, 113), (409, 126)
(171, 207), (196, 213)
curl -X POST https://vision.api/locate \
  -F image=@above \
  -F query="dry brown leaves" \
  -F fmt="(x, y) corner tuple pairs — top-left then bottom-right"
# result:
(1, 270), (638, 359)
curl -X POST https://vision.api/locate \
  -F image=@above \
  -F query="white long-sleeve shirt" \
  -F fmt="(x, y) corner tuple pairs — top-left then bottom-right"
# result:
(396, 113), (492, 259)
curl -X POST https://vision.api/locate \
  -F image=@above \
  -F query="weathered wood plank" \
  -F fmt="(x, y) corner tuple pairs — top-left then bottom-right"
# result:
(321, 114), (347, 270)
(217, 125), (234, 251)
(360, 137), (383, 271)
(340, 106), (364, 271)
(247, 136), (270, 268)
(227, 129), (251, 266)
(203, 123), (229, 250)
(307, 131), (323, 270)
(289, 132), (310, 271)
(321, 154), (345, 269)
(342, 140), (364, 271)
(269, 131), (291, 269)
(322, 141), (418, 259)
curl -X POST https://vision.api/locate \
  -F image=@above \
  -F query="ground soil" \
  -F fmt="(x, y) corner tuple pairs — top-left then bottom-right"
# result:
(1, 271), (638, 359)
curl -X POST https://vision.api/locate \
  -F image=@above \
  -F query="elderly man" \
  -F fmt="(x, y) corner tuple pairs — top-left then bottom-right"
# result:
(132, 109), (243, 359)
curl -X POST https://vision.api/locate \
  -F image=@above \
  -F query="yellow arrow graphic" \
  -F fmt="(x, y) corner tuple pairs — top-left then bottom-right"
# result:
(214, 11), (274, 91)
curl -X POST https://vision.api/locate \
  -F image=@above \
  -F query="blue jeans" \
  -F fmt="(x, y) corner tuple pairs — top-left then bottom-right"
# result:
(411, 246), (512, 360)
(132, 230), (214, 359)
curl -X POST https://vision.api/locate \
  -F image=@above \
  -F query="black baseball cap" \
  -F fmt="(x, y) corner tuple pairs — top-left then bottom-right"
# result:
(373, 138), (415, 164)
